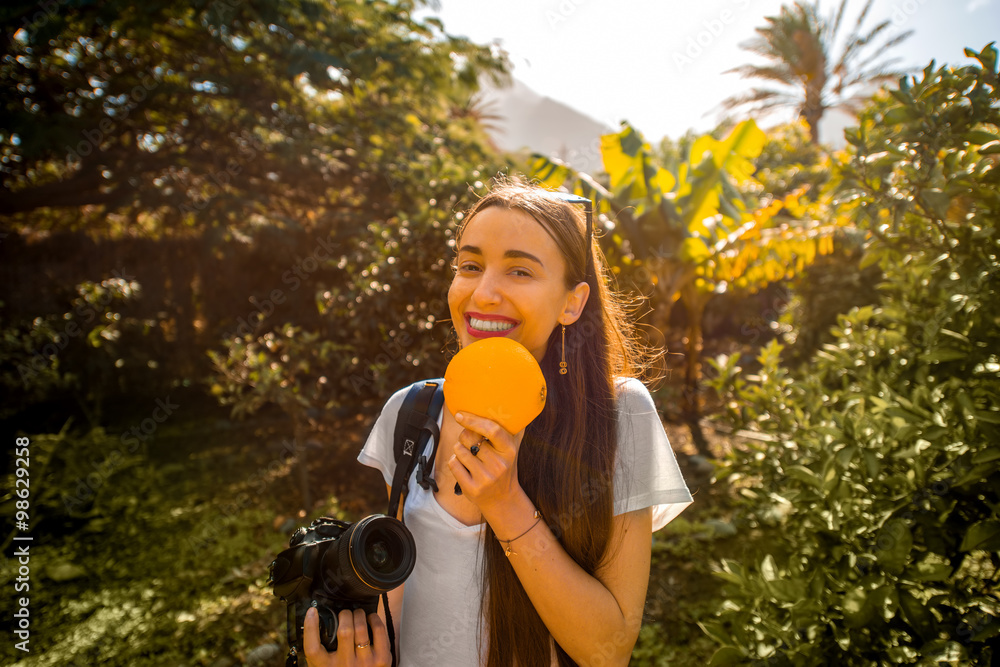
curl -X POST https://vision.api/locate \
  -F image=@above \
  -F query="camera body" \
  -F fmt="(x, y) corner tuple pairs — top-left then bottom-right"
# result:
(268, 514), (416, 659)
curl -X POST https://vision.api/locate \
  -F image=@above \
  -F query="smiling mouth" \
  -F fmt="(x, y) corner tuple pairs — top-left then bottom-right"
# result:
(467, 315), (517, 334)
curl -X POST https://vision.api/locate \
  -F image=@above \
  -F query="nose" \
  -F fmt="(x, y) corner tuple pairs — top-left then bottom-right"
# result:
(471, 267), (502, 307)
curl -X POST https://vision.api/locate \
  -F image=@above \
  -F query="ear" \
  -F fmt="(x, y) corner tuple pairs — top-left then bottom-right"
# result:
(559, 281), (591, 326)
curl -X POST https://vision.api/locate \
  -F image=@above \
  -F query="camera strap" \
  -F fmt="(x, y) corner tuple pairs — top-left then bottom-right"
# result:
(383, 378), (443, 667)
(388, 379), (444, 520)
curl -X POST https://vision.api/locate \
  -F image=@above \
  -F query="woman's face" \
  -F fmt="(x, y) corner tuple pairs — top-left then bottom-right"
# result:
(448, 206), (589, 363)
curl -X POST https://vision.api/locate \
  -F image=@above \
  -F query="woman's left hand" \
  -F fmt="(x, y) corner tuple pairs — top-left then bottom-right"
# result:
(447, 411), (524, 511)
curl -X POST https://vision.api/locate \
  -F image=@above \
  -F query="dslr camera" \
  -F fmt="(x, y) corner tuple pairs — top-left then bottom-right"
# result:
(268, 514), (416, 665)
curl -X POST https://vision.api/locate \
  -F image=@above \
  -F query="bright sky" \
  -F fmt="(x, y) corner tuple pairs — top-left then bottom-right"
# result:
(427, 0), (999, 143)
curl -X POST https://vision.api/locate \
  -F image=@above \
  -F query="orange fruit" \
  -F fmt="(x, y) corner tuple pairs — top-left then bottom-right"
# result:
(443, 338), (547, 434)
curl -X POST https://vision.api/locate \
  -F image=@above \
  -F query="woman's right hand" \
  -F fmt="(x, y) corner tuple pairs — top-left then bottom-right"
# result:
(303, 606), (391, 667)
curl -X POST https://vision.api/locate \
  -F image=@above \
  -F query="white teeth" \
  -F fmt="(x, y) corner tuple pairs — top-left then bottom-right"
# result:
(469, 317), (515, 332)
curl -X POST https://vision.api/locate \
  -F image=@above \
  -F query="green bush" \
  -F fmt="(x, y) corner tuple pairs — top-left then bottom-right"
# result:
(703, 45), (1000, 665)
(1, 277), (147, 425)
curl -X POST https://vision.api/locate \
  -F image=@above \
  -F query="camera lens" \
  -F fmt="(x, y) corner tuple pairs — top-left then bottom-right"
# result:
(335, 515), (416, 596)
(367, 539), (390, 570)
(363, 527), (405, 576)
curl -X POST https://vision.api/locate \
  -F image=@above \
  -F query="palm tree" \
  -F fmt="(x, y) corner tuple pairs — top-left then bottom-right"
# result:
(721, 0), (913, 143)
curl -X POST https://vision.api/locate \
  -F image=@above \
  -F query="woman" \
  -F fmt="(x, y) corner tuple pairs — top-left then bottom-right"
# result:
(303, 178), (692, 666)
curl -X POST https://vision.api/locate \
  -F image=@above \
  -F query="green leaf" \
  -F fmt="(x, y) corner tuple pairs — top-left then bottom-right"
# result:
(898, 589), (936, 640)
(919, 348), (966, 363)
(972, 448), (1000, 464)
(766, 577), (807, 603)
(963, 130), (1000, 145)
(842, 587), (872, 628)
(917, 639), (968, 663)
(864, 450), (881, 478)
(883, 105), (918, 125)
(906, 554), (952, 582)
(966, 43), (999, 73)
(876, 519), (913, 575)
(920, 189), (950, 219)
(760, 553), (778, 581)
(971, 620), (1000, 642)
(960, 520), (1000, 552)
(699, 620), (736, 648)
(973, 410), (1000, 425)
(835, 445), (857, 469)
(920, 425), (949, 441)
(708, 646), (745, 666)
(786, 465), (824, 489)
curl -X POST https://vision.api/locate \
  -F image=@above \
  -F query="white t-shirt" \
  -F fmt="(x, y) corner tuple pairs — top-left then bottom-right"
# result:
(357, 377), (693, 666)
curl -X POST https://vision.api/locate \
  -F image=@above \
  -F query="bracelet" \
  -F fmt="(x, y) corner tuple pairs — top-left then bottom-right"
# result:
(499, 509), (543, 557)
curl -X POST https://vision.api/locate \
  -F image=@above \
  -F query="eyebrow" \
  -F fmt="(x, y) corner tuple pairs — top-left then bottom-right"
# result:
(457, 244), (545, 267)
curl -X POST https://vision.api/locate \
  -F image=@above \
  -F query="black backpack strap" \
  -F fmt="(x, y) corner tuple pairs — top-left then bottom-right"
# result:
(387, 379), (444, 520)
(384, 379), (443, 667)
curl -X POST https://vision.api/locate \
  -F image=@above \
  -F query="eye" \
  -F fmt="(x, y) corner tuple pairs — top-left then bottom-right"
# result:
(456, 261), (482, 274)
(510, 267), (533, 278)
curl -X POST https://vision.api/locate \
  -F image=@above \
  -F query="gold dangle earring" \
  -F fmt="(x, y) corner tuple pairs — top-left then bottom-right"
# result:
(559, 324), (568, 375)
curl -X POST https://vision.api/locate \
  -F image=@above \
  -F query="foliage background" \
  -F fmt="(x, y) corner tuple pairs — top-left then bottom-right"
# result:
(2, 0), (998, 665)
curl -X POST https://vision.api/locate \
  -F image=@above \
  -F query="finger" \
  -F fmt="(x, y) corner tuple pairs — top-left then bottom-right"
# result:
(303, 606), (326, 664)
(455, 413), (515, 453)
(456, 427), (483, 449)
(336, 609), (355, 655)
(448, 453), (475, 492)
(453, 438), (487, 464)
(452, 445), (487, 489)
(368, 613), (393, 666)
(352, 608), (372, 654)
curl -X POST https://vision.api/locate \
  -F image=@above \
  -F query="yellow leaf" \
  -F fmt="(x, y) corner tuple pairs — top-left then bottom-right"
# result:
(600, 125), (653, 195)
(654, 167), (676, 194)
(689, 134), (715, 167)
(530, 155), (571, 190)
(688, 191), (720, 235)
(819, 235), (835, 255)
(803, 240), (816, 265)
(676, 162), (690, 196)
(783, 192), (805, 218)
(718, 119), (767, 165)
(601, 133), (634, 191)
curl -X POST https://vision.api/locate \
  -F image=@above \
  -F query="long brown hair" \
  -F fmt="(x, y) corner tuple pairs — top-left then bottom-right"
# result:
(454, 177), (649, 666)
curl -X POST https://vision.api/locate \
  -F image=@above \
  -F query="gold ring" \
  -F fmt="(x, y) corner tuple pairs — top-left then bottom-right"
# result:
(356, 642), (370, 649)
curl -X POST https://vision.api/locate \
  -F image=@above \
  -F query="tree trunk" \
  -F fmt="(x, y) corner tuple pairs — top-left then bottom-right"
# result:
(293, 415), (312, 512)
(680, 286), (713, 458)
(168, 239), (198, 380)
